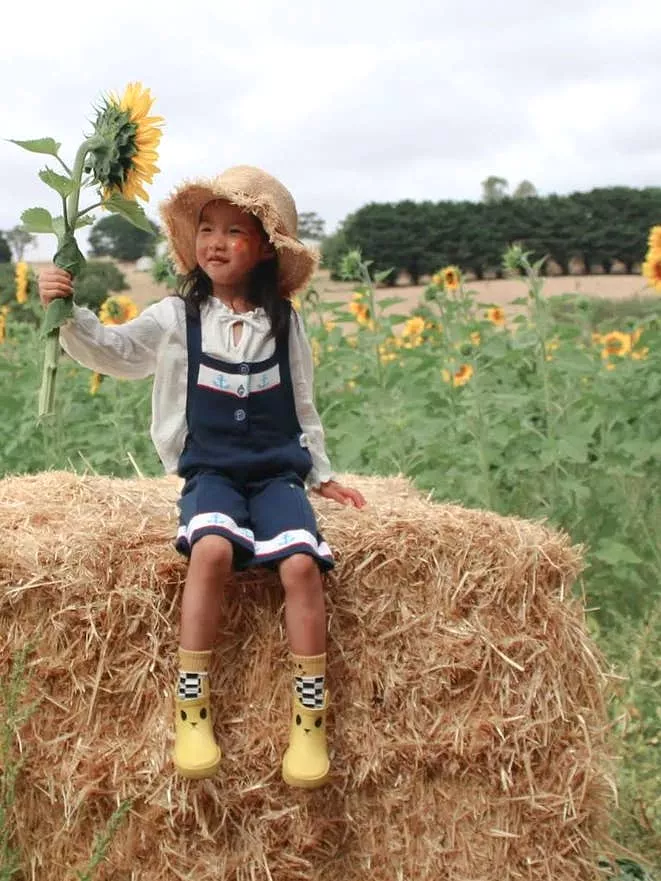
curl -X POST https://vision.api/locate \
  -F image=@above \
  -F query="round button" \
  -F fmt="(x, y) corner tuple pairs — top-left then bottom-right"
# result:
(234, 409), (246, 422)
(239, 363), (250, 375)
(237, 384), (246, 397)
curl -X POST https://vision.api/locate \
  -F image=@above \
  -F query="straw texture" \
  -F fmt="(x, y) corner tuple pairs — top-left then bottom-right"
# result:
(0, 471), (613, 880)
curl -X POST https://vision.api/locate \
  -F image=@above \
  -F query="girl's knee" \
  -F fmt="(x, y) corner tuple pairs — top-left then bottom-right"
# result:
(190, 535), (233, 572)
(280, 553), (320, 589)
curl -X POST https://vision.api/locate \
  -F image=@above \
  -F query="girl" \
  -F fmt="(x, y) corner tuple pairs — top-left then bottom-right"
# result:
(39, 165), (366, 788)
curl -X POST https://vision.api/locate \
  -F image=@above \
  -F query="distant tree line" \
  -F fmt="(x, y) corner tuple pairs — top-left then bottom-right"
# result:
(321, 187), (661, 282)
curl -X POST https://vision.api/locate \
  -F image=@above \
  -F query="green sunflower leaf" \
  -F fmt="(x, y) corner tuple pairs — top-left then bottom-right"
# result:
(103, 193), (155, 233)
(38, 167), (76, 198)
(9, 137), (62, 156)
(21, 207), (55, 234)
(74, 215), (95, 229)
(54, 232), (86, 279)
(41, 297), (74, 337)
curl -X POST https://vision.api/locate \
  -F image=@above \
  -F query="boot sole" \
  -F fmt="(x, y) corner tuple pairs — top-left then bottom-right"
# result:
(173, 751), (221, 780)
(281, 765), (330, 789)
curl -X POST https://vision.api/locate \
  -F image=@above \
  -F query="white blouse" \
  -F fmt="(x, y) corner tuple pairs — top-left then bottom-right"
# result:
(59, 296), (334, 487)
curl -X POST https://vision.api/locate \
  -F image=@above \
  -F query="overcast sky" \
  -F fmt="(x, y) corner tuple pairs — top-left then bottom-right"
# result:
(2, 0), (660, 260)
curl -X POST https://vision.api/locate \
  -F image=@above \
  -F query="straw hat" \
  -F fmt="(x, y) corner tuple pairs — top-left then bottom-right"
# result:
(159, 165), (318, 297)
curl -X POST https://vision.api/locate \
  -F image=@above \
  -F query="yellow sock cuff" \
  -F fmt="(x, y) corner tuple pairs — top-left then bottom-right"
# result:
(178, 648), (212, 673)
(291, 653), (326, 678)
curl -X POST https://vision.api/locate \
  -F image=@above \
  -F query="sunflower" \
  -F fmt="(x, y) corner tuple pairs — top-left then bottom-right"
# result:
(348, 300), (371, 326)
(470, 332), (481, 346)
(442, 265), (461, 292)
(89, 373), (103, 395)
(648, 226), (661, 252)
(99, 294), (139, 326)
(486, 307), (506, 327)
(87, 82), (163, 202)
(402, 316), (425, 338)
(442, 363), (474, 387)
(642, 248), (661, 292)
(601, 331), (631, 359)
(15, 261), (29, 304)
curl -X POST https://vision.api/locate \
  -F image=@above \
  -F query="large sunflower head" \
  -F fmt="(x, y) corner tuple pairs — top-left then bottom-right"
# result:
(648, 226), (661, 252)
(87, 82), (163, 202)
(643, 248), (661, 292)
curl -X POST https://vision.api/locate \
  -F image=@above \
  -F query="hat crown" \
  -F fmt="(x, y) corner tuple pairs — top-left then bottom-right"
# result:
(212, 165), (298, 237)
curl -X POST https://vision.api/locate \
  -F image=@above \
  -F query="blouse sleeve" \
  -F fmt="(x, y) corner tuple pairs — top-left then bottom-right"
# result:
(59, 297), (176, 380)
(288, 310), (334, 488)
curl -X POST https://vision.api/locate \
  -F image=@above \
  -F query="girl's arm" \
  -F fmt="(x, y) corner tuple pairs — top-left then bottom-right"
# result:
(60, 301), (171, 379)
(289, 311), (367, 508)
(39, 265), (172, 379)
(289, 310), (334, 487)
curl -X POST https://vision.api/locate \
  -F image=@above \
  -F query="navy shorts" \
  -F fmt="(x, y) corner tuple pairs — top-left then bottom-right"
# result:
(175, 471), (334, 572)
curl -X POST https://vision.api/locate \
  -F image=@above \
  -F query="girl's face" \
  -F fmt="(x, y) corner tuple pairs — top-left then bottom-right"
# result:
(195, 199), (273, 292)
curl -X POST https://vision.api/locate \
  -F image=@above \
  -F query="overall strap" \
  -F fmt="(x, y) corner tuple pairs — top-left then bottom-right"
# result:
(185, 307), (202, 425)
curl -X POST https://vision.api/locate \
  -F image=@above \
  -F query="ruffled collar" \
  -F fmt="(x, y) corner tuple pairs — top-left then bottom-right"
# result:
(204, 297), (268, 326)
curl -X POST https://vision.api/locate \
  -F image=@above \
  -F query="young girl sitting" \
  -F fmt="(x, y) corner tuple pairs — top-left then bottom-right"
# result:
(38, 165), (366, 788)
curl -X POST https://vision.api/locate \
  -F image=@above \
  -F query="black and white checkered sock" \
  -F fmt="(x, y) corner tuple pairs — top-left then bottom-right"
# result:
(178, 671), (206, 700)
(295, 675), (325, 709)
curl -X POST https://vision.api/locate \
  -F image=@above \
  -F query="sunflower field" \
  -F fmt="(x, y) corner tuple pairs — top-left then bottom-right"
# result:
(1, 237), (661, 874)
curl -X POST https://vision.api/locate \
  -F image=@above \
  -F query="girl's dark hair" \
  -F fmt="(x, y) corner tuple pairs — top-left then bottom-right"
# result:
(177, 256), (290, 346)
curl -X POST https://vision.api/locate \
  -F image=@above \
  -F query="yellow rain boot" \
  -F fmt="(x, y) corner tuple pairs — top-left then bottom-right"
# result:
(281, 691), (330, 789)
(173, 649), (221, 779)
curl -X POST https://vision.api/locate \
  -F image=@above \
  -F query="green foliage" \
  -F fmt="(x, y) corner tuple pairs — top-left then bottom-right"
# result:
(0, 646), (37, 880)
(298, 211), (325, 240)
(103, 192), (155, 234)
(4, 226), (35, 262)
(0, 233), (10, 264)
(73, 260), (129, 314)
(20, 206), (55, 235)
(481, 175), (509, 203)
(74, 799), (132, 881)
(9, 137), (62, 156)
(338, 186), (661, 282)
(150, 252), (178, 290)
(0, 264), (41, 327)
(320, 227), (350, 279)
(88, 213), (159, 262)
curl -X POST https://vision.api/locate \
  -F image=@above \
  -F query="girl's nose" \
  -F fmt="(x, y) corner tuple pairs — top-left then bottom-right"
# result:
(210, 234), (228, 251)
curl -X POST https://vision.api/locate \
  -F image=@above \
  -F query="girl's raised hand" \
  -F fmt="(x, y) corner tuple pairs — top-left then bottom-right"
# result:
(38, 266), (74, 307)
(315, 480), (367, 509)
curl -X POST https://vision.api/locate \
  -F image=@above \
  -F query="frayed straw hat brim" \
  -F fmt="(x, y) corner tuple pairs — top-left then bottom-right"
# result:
(159, 166), (318, 298)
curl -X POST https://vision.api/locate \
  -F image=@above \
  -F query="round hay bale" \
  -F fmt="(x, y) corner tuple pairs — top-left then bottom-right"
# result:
(0, 472), (613, 880)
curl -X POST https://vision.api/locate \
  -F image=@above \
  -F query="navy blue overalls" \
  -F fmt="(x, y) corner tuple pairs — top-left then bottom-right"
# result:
(175, 303), (334, 571)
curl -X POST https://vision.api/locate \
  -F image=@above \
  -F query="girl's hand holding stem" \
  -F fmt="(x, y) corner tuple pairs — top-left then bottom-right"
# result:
(39, 266), (73, 307)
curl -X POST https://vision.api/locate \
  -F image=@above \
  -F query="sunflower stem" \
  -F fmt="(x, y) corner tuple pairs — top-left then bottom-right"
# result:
(37, 139), (94, 420)
(38, 330), (60, 419)
(76, 201), (103, 219)
(66, 139), (96, 234)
